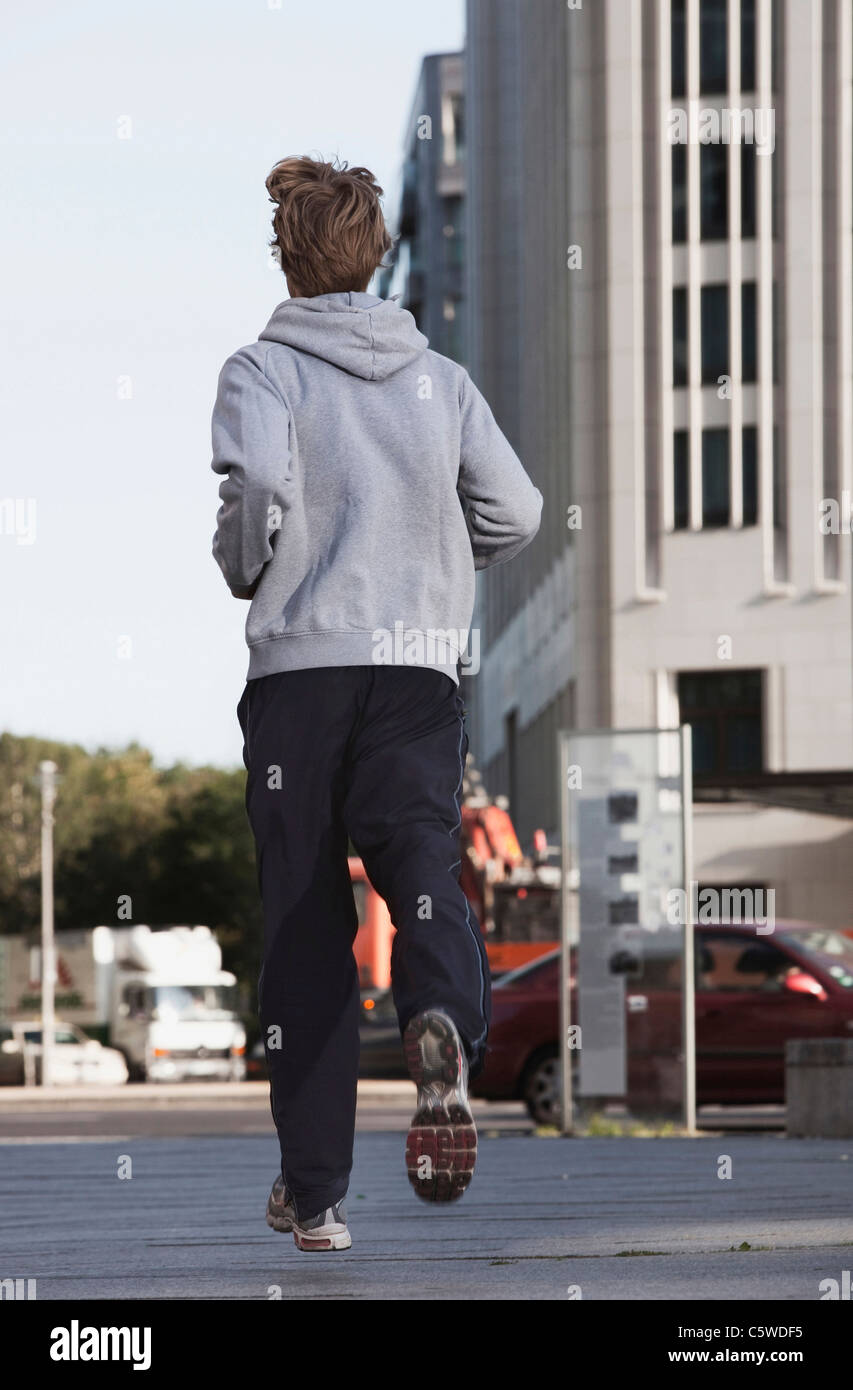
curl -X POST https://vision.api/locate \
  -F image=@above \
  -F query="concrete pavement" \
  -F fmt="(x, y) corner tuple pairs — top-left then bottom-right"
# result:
(0, 1081), (532, 1138)
(1, 1129), (850, 1300)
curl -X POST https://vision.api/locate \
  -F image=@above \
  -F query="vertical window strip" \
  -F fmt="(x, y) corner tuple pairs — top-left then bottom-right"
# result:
(756, 0), (779, 584)
(662, 0), (676, 535)
(729, 0), (744, 528)
(687, 0), (704, 529)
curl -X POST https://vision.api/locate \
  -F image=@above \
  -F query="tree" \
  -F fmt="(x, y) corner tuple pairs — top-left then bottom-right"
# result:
(0, 733), (262, 994)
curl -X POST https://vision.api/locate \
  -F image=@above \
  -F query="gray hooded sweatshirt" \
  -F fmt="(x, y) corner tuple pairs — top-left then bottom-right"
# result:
(211, 291), (542, 683)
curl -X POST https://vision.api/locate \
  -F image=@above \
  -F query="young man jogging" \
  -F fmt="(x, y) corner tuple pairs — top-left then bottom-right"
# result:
(211, 155), (542, 1251)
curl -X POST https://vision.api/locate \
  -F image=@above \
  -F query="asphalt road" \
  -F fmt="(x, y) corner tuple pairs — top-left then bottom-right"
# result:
(0, 1083), (532, 1139)
(0, 1080), (786, 1140)
(1, 1122), (850, 1299)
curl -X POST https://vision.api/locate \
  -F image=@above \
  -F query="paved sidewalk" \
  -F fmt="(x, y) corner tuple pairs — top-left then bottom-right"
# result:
(1, 1132), (850, 1300)
(0, 1080), (413, 1109)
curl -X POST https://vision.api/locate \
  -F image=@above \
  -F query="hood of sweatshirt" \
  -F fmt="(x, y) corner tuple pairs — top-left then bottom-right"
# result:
(258, 291), (428, 381)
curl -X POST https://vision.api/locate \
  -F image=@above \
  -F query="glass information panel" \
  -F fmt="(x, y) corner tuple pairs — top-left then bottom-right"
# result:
(559, 728), (694, 1128)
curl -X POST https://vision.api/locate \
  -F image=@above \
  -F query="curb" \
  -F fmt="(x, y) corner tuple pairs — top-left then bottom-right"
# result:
(0, 1079), (416, 1110)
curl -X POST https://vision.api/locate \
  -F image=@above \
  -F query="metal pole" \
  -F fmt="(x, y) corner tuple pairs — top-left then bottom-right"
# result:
(559, 733), (574, 1136)
(39, 760), (58, 1088)
(680, 726), (696, 1134)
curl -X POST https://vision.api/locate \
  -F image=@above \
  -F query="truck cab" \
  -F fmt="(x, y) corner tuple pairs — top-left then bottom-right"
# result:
(107, 926), (246, 1082)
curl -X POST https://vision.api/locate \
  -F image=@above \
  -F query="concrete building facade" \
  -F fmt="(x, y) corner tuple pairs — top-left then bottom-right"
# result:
(465, 0), (853, 926)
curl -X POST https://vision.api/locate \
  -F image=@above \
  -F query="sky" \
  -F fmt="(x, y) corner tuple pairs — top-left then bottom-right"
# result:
(0, 0), (464, 769)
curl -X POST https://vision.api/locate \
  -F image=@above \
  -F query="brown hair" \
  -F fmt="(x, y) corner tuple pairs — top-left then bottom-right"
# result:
(266, 155), (393, 297)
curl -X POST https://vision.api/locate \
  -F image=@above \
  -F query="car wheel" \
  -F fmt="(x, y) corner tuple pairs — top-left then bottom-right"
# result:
(522, 1047), (563, 1126)
(521, 1048), (586, 1127)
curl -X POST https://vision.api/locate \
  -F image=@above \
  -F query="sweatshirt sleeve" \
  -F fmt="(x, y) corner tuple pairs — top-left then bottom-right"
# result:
(457, 370), (543, 570)
(210, 350), (291, 598)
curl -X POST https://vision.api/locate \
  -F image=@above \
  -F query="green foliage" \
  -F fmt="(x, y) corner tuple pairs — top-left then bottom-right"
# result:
(0, 733), (262, 991)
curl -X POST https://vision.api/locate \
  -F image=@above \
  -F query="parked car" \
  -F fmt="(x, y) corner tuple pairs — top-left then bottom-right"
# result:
(246, 1038), (268, 1081)
(0, 1020), (129, 1086)
(243, 994), (405, 1082)
(470, 922), (853, 1123)
(358, 989), (405, 1077)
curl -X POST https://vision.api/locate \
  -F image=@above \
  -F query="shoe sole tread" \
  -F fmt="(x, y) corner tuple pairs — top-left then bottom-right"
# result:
(404, 1010), (477, 1203)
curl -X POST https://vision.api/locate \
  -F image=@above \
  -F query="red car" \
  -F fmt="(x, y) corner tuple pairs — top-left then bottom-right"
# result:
(471, 922), (853, 1123)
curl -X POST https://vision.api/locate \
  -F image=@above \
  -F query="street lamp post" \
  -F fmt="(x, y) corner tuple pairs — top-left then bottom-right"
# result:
(39, 760), (58, 1087)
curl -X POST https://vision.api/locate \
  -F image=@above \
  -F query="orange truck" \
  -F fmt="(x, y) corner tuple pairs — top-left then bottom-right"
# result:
(351, 798), (560, 989)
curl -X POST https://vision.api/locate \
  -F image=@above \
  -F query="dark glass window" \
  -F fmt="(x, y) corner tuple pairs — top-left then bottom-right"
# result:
(700, 0), (728, 94)
(741, 141), (756, 238)
(701, 143), (728, 240)
(674, 430), (689, 530)
(672, 0), (686, 97)
(449, 92), (465, 163)
(772, 426), (785, 532)
(701, 285), (729, 383)
(742, 425), (758, 526)
(697, 933), (789, 991)
(672, 144), (687, 243)
(741, 0), (756, 90)
(677, 669), (764, 777)
(741, 281), (757, 383)
(702, 429), (730, 527)
(673, 287), (688, 386)
(443, 195), (464, 269)
(505, 708), (518, 816)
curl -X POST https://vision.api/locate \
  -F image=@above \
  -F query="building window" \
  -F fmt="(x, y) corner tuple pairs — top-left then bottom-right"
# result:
(700, 0), (728, 95)
(772, 425), (785, 532)
(672, 144), (687, 243)
(701, 285), (729, 383)
(672, 0), (686, 97)
(673, 287), (688, 386)
(741, 281), (757, 383)
(674, 430), (690, 530)
(444, 307), (463, 367)
(702, 428), (730, 527)
(700, 143), (728, 240)
(442, 91), (465, 167)
(677, 669), (764, 777)
(505, 709), (518, 816)
(741, 142), (756, 238)
(443, 195), (464, 268)
(742, 425), (758, 526)
(741, 0), (756, 91)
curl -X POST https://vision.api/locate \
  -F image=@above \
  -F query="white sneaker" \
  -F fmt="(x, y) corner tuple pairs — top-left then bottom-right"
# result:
(292, 1200), (352, 1251)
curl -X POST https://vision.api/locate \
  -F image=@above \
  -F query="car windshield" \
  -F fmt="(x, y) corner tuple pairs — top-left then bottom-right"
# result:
(147, 984), (238, 1020)
(781, 929), (853, 989)
(22, 1028), (80, 1045)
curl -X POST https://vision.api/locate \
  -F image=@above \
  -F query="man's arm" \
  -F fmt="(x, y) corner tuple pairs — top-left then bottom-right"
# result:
(457, 370), (543, 570)
(210, 349), (290, 596)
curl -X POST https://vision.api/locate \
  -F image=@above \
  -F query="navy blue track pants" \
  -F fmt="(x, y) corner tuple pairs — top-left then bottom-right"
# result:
(236, 665), (491, 1223)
